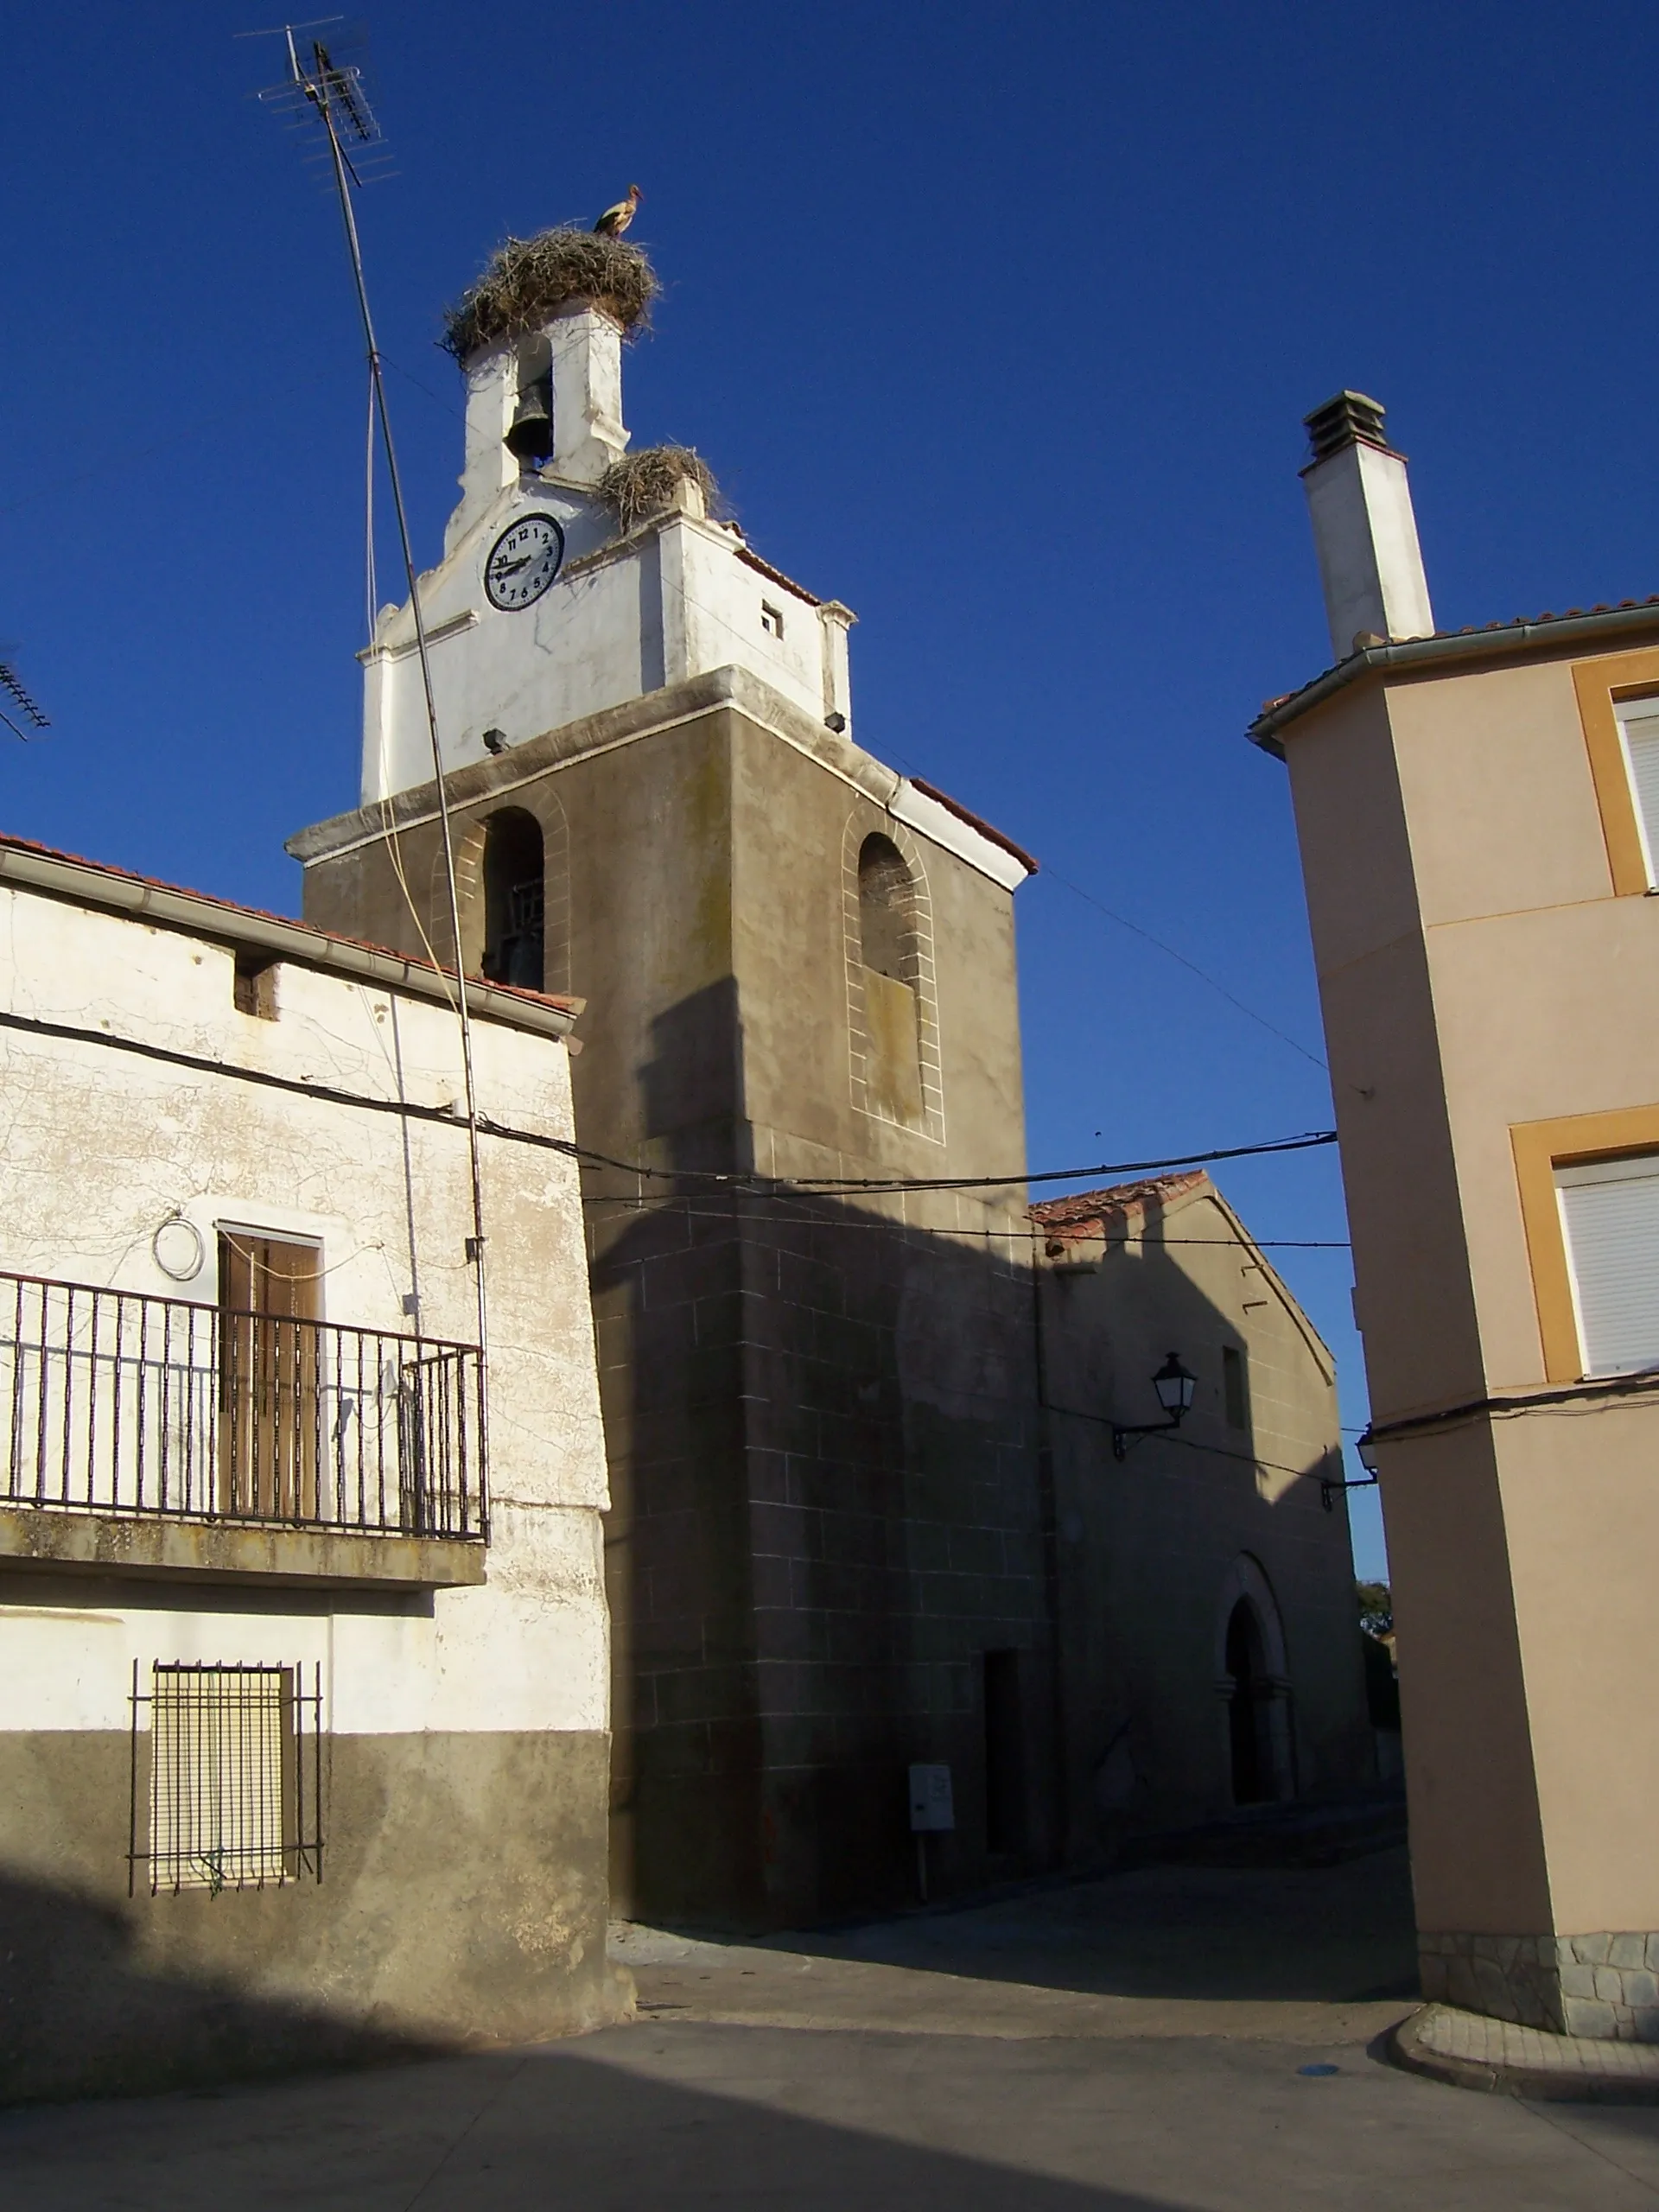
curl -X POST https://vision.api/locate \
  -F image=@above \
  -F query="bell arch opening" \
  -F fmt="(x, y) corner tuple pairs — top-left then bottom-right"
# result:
(480, 808), (545, 992)
(855, 833), (923, 1127)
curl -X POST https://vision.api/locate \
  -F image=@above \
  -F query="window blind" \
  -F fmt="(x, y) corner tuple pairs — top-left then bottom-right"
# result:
(149, 1663), (289, 1891)
(1617, 696), (1659, 887)
(1557, 1154), (1659, 1375)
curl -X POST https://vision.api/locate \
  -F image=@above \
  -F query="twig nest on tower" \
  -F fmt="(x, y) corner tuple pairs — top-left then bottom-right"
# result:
(442, 227), (658, 360)
(596, 447), (721, 536)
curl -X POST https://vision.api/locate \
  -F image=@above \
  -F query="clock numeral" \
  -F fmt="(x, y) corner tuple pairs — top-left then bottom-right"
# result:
(486, 514), (563, 610)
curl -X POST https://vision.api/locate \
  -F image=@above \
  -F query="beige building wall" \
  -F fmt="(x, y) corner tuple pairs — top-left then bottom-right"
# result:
(1035, 1175), (1370, 1852)
(1264, 613), (1659, 2037)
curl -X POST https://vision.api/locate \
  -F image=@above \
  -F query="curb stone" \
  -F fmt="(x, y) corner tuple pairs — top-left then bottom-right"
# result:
(1390, 2003), (1659, 2104)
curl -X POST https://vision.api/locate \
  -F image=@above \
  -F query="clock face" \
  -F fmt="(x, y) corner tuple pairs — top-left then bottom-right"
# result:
(484, 513), (565, 611)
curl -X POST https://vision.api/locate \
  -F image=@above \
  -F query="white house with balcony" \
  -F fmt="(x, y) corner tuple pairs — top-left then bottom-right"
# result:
(0, 833), (625, 2102)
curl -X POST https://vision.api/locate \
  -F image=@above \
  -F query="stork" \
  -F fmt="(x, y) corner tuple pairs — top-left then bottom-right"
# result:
(593, 184), (643, 238)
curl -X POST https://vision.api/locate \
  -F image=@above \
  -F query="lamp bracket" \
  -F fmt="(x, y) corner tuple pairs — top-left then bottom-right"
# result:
(1109, 1410), (1185, 1462)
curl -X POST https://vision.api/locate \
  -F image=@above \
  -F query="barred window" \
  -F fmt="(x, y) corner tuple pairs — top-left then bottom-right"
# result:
(131, 1662), (322, 1896)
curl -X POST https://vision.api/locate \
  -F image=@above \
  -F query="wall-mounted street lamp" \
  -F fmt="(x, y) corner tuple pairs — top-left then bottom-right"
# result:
(1320, 1426), (1381, 1512)
(1111, 1351), (1198, 1460)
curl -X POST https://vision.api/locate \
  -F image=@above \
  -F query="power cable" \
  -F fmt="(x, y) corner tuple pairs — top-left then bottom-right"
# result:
(1039, 866), (1330, 1075)
(646, 561), (1332, 1080)
(570, 1126), (1338, 1196)
(579, 1194), (1350, 1247)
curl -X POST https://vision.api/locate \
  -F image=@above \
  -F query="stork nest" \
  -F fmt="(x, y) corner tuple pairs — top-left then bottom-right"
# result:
(596, 446), (721, 535)
(442, 227), (658, 360)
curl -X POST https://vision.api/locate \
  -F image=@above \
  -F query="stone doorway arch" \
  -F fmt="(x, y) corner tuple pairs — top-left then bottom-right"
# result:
(1214, 1554), (1294, 1806)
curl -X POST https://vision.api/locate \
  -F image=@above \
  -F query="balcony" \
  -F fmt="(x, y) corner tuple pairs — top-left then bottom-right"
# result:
(0, 1272), (486, 1588)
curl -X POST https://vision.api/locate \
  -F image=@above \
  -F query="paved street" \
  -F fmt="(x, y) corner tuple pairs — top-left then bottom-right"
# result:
(5, 1848), (1658, 2208)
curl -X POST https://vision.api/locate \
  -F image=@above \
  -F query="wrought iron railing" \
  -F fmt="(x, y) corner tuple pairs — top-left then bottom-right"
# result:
(0, 1272), (486, 1540)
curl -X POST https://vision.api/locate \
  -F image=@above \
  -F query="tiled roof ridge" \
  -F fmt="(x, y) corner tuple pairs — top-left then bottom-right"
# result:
(907, 778), (1039, 876)
(1030, 1169), (1208, 1230)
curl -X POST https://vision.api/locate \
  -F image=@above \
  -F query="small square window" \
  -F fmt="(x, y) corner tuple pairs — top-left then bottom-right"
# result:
(760, 601), (784, 639)
(233, 952), (278, 1020)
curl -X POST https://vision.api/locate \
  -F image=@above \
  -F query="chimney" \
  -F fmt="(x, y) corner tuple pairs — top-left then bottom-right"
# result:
(548, 301), (629, 484)
(1300, 391), (1434, 661)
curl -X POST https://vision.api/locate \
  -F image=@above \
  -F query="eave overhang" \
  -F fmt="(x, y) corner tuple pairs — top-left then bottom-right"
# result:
(1249, 601), (1659, 760)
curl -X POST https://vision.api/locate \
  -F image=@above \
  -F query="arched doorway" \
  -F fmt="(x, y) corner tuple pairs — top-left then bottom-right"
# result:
(1214, 1555), (1294, 1806)
(480, 809), (544, 992)
(1225, 1599), (1274, 1804)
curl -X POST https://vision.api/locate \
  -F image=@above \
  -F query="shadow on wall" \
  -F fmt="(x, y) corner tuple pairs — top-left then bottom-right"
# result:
(589, 986), (1369, 1933)
(593, 983), (1053, 1929)
(0, 1871), (450, 2106)
(1038, 1190), (1375, 1856)
(593, 1171), (1052, 1929)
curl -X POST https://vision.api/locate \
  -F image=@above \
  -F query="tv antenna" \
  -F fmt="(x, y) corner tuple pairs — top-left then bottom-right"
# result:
(0, 652), (51, 743)
(246, 19), (489, 1384)
(246, 19), (394, 188)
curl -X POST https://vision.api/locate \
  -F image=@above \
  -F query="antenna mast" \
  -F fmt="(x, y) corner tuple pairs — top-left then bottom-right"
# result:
(0, 656), (50, 744)
(251, 23), (491, 1384)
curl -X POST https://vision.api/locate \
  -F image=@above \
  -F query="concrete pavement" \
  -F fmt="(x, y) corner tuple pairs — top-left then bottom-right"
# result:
(613, 1842), (1421, 2044)
(5, 1847), (1658, 2207)
(5, 2019), (1659, 2209)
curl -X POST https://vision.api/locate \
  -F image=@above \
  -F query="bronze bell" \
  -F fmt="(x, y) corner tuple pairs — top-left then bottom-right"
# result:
(504, 374), (553, 464)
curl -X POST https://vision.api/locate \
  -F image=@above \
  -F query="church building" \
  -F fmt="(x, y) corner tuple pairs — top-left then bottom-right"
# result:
(290, 226), (1370, 1927)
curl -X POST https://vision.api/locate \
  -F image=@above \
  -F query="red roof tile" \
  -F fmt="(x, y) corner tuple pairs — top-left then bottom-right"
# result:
(908, 779), (1039, 875)
(1030, 1170), (1207, 1236)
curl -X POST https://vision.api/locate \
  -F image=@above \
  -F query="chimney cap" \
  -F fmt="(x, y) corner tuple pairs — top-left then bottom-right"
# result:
(1303, 390), (1395, 467)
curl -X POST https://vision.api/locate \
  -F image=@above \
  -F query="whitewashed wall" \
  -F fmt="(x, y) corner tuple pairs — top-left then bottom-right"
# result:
(364, 483), (851, 801)
(0, 875), (610, 1739)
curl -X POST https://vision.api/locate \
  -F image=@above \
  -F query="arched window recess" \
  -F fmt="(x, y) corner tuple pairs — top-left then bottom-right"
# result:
(480, 808), (545, 993)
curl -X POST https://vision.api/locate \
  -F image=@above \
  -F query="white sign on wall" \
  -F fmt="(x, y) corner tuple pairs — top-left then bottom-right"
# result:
(908, 1762), (955, 1833)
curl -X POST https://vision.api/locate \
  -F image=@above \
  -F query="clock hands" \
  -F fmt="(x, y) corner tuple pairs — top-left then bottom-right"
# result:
(485, 514), (564, 609)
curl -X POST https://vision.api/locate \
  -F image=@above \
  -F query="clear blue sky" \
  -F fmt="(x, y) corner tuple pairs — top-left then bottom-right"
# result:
(7, 1), (1656, 1580)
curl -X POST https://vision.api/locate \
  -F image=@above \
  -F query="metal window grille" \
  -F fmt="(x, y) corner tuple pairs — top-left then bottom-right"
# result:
(129, 1661), (323, 1896)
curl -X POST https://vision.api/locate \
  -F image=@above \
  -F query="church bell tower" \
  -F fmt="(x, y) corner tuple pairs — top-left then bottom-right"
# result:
(290, 223), (1049, 1929)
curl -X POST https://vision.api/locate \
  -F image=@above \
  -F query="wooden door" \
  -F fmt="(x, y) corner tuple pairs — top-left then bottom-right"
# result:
(219, 1235), (321, 1522)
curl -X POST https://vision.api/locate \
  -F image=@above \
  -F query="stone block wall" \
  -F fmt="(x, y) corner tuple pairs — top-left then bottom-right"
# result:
(1421, 1929), (1659, 2041)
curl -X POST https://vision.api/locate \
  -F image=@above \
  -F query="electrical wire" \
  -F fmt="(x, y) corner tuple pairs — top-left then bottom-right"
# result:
(632, 556), (1335, 1085)
(1040, 1396), (1340, 1488)
(569, 1127), (1338, 1198)
(1040, 866), (1330, 1075)
(345, 386), (1333, 1103)
(578, 1193), (1350, 1247)
(0, 993), (1340, 1212)
(1369, 1368), (1659, 1443)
